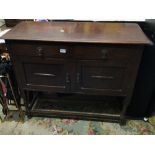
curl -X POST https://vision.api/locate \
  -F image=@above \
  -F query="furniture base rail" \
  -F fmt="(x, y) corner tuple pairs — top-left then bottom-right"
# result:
(25, 92), (125, 124)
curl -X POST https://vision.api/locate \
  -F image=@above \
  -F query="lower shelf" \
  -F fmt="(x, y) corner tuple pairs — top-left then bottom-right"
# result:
(29, 93), (124, 122)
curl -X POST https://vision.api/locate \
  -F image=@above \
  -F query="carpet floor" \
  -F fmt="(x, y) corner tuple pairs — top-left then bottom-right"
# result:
(2, 118), (155, 135)
(0, 105), (155, 135)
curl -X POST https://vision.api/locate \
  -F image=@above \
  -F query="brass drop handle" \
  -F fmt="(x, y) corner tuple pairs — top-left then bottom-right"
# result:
(35, 46), (44, 56)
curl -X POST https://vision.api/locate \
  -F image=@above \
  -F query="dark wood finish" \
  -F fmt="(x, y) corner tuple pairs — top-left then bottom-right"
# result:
(2, 21), (152, 123)
(2, 21), (152, 44)
(16, 56), (70, 92)
(10, 41), (72, 58)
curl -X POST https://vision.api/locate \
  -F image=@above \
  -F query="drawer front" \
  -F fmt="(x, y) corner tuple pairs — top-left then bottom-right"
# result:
(74, 45), (140, 64)
(11, 42), (71, 58)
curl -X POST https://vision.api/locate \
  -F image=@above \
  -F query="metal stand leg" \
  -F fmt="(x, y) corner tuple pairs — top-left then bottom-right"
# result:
(6, 74), (25, 120)
(0, 74), (25, 121)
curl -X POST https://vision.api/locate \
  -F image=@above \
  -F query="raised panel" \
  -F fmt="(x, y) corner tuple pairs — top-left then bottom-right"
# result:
(82, 66), (125, 90)
(24, 63), (66, 88)
(76, 60), (128, 96)
(13, 56), (70, 92)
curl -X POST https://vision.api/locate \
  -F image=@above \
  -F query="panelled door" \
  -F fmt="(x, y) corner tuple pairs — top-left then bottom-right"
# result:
(13, 56), (71, 92)
(76, 60), (127, 96)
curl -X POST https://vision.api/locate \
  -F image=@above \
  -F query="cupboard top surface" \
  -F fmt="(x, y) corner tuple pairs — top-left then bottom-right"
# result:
(1, 21), (152, 45)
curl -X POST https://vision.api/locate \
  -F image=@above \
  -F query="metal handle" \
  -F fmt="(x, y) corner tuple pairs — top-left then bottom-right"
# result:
(91, 75), (114, 79)
(35, 46), (43, 56)
(34, 73), (56, 77)
(66, 73), (70, 83)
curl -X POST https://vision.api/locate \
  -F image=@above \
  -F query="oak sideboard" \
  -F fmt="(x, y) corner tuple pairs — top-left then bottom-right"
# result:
(2, 21), (152, 124)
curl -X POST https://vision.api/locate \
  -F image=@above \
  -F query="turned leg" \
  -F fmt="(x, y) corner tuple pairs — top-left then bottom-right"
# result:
(120, 96), (131, 125)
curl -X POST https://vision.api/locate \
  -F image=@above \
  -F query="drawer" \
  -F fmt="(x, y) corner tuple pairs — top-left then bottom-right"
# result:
(11, 42), (71, 58)
(74, 45), (140, 63)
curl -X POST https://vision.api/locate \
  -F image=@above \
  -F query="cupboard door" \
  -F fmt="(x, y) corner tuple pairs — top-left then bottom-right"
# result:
(14, 56), (71, 92)
(76, 60), (128, 96)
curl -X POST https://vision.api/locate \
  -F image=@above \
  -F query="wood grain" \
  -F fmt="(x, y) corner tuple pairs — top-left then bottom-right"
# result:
(2, 21), (152, 45)
(5, 21), (151, 123)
